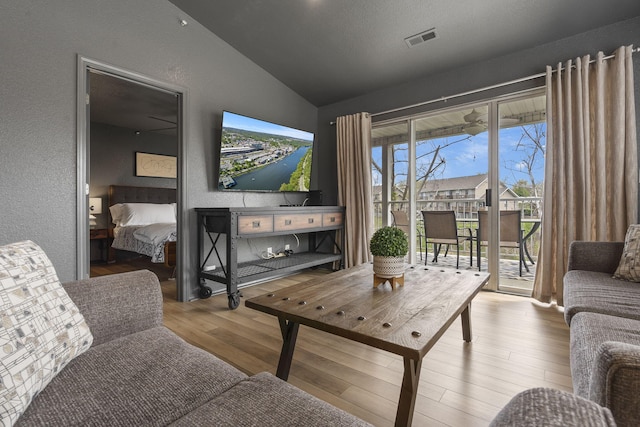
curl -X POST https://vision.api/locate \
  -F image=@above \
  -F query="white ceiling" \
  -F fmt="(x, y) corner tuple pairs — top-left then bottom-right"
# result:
(169, 0), (640, 106)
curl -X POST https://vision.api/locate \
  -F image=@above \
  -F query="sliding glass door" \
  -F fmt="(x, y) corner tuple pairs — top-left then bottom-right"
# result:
(494, 94), (545, 293)
(371, 90), (545, 294)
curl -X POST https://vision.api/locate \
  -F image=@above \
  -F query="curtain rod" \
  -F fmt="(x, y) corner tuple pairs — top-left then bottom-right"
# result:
(369, 46), (638, 119)
(329, 46), (638, 124)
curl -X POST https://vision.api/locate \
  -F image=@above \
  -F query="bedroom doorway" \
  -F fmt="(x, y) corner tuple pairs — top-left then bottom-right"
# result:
(77, 56), (187, 300)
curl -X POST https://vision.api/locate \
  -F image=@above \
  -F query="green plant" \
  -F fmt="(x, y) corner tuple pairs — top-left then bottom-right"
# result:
(369, 226), (408, 257)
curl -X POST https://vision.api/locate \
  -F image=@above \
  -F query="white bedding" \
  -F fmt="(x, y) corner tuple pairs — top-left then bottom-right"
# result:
(112, 223), (177, 263)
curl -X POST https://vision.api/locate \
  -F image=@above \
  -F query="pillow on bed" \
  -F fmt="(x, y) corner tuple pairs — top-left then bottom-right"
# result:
(118, 203), (176, 226)
(109, 203), (124, 225)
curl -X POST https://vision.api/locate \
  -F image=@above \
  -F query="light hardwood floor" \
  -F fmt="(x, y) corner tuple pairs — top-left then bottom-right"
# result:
(161, 269), (571, 427)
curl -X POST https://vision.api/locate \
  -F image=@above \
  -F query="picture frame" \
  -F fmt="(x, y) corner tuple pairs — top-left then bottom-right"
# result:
(135, 152), (177, 178)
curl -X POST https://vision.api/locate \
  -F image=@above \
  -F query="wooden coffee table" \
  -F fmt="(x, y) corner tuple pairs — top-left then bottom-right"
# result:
(245, 263), (490, 427)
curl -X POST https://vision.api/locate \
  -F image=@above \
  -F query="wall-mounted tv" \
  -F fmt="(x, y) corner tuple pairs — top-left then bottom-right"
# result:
(217, 111), (315, 192)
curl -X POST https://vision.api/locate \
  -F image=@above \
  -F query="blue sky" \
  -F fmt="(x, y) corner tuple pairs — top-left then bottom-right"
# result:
(372, 124), (546, 188)
(223, 111), (314, 142)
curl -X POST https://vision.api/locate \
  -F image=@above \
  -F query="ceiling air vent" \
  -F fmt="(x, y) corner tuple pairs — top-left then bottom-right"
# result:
(404, 28), (437, 48)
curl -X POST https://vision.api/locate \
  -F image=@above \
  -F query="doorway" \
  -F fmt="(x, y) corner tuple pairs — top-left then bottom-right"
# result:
(76, 56), (187, 300)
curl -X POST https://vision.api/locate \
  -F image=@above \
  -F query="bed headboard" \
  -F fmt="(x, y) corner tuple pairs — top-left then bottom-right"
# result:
(108, 185), (177, 226)
(109, 185), (176, 205)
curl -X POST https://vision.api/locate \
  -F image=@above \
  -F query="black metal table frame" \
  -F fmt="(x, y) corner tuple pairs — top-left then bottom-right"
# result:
(195, 207), (345, 309)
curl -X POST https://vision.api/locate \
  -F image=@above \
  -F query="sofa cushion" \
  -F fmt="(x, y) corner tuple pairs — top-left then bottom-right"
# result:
(16, 327), (248, 427)
(570, 312), (640, 427)
(570, 312), (640, 396)
(169, 372), (372, 426)
(0, 241), (93, 427)
(489, 387), (616, 427)
(563, 270), (640, 324)
(613, 224), (640, 282)
(62, 269), (163, 346)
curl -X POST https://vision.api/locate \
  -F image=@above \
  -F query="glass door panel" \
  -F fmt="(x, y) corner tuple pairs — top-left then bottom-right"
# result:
(496, 94), (546, 294)
(371, 121), (420, 261)
(371, 145), (383, 229)
(413, 105), (488, 269)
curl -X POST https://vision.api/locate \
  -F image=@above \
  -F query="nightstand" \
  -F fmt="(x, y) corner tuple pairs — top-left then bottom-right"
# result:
(90, 228), (109, 263)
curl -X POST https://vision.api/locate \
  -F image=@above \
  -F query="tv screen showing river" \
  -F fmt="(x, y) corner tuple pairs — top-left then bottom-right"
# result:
(218, 111), (315, 192)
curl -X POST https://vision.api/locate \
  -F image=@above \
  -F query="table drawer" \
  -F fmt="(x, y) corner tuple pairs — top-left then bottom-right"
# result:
(322, 212), (343, 227)
(237, 215), (274, 235)
(274, 213), (323, 232)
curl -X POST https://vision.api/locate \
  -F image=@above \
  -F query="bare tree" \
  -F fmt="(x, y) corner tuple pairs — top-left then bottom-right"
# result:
(504, 123), (545, 197)
(389, 135), (472, 201)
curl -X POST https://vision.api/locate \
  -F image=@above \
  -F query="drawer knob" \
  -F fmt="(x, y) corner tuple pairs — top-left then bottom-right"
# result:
(252, 221), (260, 228)
(285, 219), (292, 225)
(308, 218), (314, 224)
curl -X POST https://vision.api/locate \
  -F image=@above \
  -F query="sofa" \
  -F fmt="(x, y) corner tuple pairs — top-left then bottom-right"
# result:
(0, 240), (618, 426)
(564, 240), (640, 427)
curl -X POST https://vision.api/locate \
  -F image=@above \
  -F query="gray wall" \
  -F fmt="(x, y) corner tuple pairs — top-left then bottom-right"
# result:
(317, 16), (640, 206)
(0, 1), (317, 292)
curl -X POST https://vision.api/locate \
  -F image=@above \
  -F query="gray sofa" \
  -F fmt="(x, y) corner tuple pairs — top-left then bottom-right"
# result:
(14, 270), (372, 426)
(564, 241), (640, 427)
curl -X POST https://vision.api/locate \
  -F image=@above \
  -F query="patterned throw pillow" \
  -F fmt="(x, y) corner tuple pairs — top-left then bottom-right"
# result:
(613, 225), (640, 282)
(0, 241), (93, 426)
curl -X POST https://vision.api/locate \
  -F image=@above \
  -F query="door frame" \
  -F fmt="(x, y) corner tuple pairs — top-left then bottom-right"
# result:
(76, 55), (189, 301)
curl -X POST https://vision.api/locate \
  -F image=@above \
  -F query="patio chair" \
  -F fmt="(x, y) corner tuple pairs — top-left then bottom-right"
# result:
(421, 210), (472, 269)
(476, 210), (527, 276)
(390, 210), (423, 260)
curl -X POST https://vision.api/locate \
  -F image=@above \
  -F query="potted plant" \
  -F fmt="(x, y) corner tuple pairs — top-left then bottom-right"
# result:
(370, 226), (409, 279)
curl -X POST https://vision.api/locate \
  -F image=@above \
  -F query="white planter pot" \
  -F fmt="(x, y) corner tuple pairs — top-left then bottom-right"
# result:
(372, 256), (405, 278)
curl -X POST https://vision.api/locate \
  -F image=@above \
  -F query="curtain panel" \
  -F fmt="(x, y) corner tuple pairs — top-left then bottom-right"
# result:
(336, 112), (373, 268)
(533, 45), (637, 305)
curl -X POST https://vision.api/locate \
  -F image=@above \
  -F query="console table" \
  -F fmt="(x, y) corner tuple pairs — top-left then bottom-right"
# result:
(195, 206), (345, 309)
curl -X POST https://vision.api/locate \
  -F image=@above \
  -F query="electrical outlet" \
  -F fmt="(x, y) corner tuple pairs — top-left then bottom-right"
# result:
(285, 244), (290, 251)
(267, 247), (273, 256)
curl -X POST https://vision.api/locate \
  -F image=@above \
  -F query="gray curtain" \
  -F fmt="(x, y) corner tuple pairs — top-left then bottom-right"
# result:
(533, 45), (637, 305)
(336, 112), (373, 268)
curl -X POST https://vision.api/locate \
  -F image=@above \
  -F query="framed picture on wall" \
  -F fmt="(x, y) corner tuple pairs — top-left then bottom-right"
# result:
(135, 152), (177, 178)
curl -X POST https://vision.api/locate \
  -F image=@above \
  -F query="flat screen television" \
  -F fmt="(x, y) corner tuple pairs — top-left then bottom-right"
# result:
(217, 111), (315, 192)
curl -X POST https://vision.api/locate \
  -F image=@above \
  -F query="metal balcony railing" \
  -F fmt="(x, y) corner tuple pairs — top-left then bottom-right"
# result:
(376, 197), (543, 263)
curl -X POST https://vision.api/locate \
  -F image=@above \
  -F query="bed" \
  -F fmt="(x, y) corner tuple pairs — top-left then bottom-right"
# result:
(108, 185), (177, 264)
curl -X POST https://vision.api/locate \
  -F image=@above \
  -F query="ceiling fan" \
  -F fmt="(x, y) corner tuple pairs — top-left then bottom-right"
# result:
(462, 109), (521, 136)
(462, 109), (486, 136)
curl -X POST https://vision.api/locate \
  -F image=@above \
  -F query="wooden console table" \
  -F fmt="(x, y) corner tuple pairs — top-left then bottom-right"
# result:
(195, 206), (345, 309)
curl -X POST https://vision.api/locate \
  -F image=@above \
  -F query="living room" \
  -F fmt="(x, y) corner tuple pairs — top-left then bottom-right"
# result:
(2, 1), (640, 426)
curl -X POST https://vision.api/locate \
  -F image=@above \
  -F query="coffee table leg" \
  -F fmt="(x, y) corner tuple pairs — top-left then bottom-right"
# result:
(396, 357), (422, 427)
(461, 303), (472, 342)
(276, 317), (300, 380)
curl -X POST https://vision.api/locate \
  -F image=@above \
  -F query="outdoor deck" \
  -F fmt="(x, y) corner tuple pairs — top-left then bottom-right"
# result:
(415, 249), (536, 294)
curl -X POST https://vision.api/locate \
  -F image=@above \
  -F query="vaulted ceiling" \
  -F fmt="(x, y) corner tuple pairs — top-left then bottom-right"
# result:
(169, 0), (640, 106)
(90, 1), (640, 133)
